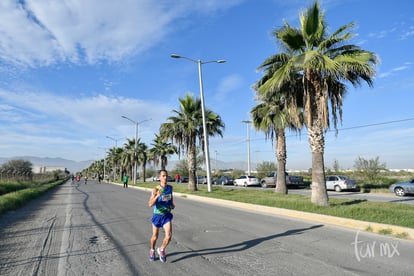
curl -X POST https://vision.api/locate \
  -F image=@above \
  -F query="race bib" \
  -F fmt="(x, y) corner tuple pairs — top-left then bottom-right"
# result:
(162, 194), (172, 201)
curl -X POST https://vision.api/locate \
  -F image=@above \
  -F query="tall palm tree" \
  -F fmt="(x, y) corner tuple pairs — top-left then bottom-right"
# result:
(251, 91), (302, 194)
(257, 1), (378, 206)
(137, 141), (148, 182)
(122, 138), (136, 180)
(160, 94), (224, 191)
(107, 147), (122, 181)
(254, 47), (303, 195)
(149, 134), (178, 170)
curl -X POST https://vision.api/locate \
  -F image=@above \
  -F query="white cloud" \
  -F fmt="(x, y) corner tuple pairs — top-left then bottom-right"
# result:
(0, 0), (243, 68)
(214, 74), (244, 101)
(378, 64), (410, 78)
(0, 88), (173, 160)
(0, 88), (170, 131)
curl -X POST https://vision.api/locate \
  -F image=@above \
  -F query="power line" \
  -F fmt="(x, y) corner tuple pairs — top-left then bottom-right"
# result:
(248, 116), (414, 141)
(332, 117), (414, 132)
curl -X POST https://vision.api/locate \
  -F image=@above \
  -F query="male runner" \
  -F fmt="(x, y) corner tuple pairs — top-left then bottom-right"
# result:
(148, 169), (175, 262)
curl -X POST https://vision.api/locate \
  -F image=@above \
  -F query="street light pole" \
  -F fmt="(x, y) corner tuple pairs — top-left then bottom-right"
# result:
(171, 54), (226, 192)
(106, 136), (121, 181)
(215, 150), (218, 173)
(121, 116), (151, 184)
(241, 120), (252, 175)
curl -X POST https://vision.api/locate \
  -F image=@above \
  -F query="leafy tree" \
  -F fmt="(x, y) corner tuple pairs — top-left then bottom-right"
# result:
(354, 156), (386, 184)
(174, 159), (189, 176)
(256, 161), (276, 179)
(0, 159), (33, 181)
(257, 1), (378, 205)
(160, 94), (224, 191)
(231, 169), (245, 179)
(332, 159), (340, 173)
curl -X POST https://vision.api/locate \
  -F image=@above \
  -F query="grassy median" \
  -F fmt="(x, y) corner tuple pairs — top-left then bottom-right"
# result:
(137, 182), (414, 230)
(0, 178), (67, 216)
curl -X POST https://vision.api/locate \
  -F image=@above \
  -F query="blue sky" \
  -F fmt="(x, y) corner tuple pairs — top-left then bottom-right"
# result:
(1, 0), (413, 171)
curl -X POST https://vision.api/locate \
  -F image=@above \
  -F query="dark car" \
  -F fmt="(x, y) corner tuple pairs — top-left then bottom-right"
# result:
(389, 179), (414, 196)
(180, 176), (189, 183)
(214, 175), (234, 185)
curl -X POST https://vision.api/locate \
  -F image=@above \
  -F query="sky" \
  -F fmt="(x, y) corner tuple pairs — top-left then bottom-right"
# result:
(1, 0), (414, 171)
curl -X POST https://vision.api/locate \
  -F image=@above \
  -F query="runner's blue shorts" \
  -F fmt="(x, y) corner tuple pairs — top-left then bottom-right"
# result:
(152, 213), (173, 228)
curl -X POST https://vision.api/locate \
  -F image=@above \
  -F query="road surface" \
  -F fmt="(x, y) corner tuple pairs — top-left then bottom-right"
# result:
(1, 180), (413, 275)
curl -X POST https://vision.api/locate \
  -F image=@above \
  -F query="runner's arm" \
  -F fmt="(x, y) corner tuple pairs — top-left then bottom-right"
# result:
(148, 188), (161, 207)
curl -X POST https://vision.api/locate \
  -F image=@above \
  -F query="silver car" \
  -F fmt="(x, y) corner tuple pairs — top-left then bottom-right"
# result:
(196, 175), (207, 184)
(325, 175), (358, 192)
(389, 179), (414, 196)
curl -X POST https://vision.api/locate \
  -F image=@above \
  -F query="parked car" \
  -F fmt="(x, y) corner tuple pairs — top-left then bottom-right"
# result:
(180, 176), (189, 183)
(389, 179), (414, 196)
(260, 172), (304, 188)
(234, 175), (260, 187)
(197, 175), (208, 184)
(214, 175), (234, 185)
(325, 175), (359, 192)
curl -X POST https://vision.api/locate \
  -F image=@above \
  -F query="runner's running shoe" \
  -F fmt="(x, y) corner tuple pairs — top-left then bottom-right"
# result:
(157, 248), (166, 263)
(149, 249), (155, 261)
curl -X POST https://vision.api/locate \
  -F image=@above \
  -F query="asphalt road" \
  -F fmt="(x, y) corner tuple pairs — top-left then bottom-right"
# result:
(1, 180), (413, 275)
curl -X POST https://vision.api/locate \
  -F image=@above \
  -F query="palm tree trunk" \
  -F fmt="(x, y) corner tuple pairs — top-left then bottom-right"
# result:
(161, 156), (167, 170)
(275, 130), (288, 194)
(308, 124), (329, 206)
(142, 159), (147, 182)
(187, 136), (197, 191)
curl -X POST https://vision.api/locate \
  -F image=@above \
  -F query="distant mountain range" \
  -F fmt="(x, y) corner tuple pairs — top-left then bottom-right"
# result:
(0, 156), (93, 174)
(0, 156), (250, 174)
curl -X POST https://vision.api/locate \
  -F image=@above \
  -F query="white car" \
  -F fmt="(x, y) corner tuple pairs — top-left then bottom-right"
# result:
(234, 175), (260, 187)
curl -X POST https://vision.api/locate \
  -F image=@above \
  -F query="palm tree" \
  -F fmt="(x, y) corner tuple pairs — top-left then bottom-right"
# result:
(257, 1), (378, 206)
(136, 141), (149, 182)
(107, 147), (122, 181)
(160, 94), (224, 191)
(122, 138), (136, 181)
(251, 91), (302, 194)
(254, 46), (303, 195)
(149, 134), (178, 170)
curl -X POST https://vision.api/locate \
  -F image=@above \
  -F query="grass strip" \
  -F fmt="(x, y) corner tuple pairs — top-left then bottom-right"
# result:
(0, 180), (65, 216)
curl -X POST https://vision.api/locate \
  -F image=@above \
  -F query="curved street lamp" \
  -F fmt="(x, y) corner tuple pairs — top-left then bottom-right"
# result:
(171, 54), (226, 192)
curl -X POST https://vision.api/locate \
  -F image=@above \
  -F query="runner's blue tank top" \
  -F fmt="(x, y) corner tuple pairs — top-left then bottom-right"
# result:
(153, 185), (173, 214)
